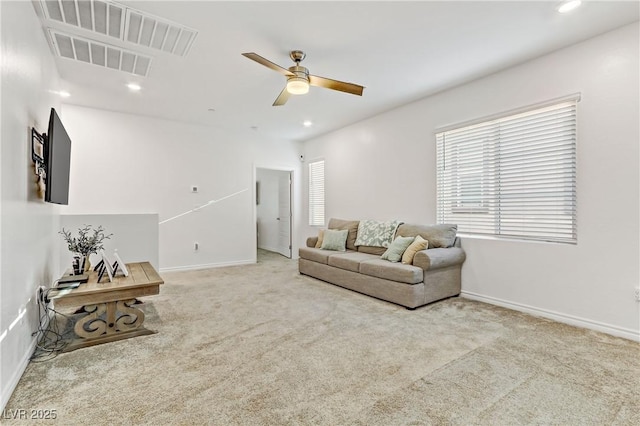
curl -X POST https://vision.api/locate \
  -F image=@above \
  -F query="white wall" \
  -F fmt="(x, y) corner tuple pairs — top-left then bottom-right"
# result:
(60, 105), (302, 271)
(0, 1), (62, 409)
(60, 214), (159, 272)
(301, 23), (640, 340)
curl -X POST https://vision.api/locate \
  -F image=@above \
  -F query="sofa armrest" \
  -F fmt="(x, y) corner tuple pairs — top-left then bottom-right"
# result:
(306, 236), (318, 248)
(413, 247), (466, 271)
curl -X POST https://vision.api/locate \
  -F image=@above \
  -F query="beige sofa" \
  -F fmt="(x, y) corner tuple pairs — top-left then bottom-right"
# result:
(299, 218), (466, 309)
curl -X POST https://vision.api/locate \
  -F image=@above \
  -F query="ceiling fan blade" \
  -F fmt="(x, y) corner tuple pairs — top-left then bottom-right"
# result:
(242, 52), (294, 77)
(273, 87), (290, 106)
(309, 75), (364, 96)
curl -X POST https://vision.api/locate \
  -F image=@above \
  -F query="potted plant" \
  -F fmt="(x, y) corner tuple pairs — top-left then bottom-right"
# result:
(60, 225), (112, 272)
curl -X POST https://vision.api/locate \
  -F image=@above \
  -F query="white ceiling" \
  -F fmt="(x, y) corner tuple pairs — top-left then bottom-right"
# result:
(36, 1), (639, 141)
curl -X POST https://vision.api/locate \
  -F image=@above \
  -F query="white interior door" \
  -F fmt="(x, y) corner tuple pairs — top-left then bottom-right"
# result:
(276, 172), (292, 258)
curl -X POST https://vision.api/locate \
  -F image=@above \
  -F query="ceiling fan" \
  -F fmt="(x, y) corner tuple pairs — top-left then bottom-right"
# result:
(242, 50), (365, 106)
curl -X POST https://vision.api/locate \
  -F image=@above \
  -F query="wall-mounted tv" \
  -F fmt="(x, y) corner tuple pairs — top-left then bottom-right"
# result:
(44, 108), (72, 205)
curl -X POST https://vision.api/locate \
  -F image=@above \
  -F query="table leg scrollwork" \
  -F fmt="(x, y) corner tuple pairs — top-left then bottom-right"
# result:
(115, 299), (145, 332)
(73, 299), (145, 339)
(74, 304), (107, 338)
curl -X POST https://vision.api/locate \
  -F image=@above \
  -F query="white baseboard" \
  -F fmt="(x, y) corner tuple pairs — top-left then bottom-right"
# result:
(0, 337), (36, 412)
(160, 259), (255, 273)
(1, 307), (53, 411)
(461, 291), (640, 342)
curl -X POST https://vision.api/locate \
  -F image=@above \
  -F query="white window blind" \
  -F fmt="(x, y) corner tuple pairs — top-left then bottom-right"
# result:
(436, 100), (577, 244)
(309, 160), (325, 226)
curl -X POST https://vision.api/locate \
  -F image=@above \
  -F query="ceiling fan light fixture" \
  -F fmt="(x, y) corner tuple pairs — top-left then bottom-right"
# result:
(242, 51), (364, 105)
(557, 0), (582, 13)
(286, 77), (309, 95)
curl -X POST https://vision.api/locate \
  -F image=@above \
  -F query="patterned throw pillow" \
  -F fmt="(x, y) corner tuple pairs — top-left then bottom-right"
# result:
(401, 235), (429, 264)
(381, 236), (415, 262)
(355, 220), (402, 248)
(320, 229), (349, 251)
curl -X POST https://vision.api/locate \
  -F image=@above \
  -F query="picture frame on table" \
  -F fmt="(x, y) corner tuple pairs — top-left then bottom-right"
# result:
(98, 249), (114, 283)
(113, 251), (129, 277)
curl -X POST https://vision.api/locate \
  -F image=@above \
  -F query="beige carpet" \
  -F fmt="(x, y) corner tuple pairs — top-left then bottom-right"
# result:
(5, 250), (640, 425)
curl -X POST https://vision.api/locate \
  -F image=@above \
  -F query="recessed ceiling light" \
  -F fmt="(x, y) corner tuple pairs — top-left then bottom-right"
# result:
(557, 0), (582, 14)
(127, 83), (142, 91)
(303, 120), (313, 127)
(58, 90), (71, 98)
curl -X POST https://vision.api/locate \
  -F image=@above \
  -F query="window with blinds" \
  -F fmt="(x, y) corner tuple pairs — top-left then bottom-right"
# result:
(309, 160), (325, 226)
(436, 100), (577, 243)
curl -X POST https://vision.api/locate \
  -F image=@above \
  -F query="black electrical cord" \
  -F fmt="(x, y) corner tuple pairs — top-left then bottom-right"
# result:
(30, 285), (70, 362)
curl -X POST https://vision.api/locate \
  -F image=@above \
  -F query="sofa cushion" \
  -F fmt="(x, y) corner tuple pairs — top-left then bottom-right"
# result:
(321, 229), (348, 251)
(381, 236), (415, 262)
(358, 245), (387, 256)
(396, 224), (457, 248)
(360, 259), (423, 284)
(328, 218), (360, 251)
(402, 235), (429, 264)
(299, 247), (334, 264)
(355, 219), (402, 248)
(328, 252), (379, 273)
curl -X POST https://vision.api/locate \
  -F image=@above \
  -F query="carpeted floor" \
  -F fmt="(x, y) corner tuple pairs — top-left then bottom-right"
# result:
(5, 250), (640, 425)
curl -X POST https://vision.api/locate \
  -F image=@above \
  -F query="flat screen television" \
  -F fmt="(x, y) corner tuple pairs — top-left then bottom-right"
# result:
(44, 108), (72, 205)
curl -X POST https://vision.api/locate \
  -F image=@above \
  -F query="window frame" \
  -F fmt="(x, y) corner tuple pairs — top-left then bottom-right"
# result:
(308, 159), (325, 227)
(436, 96), (579, 244)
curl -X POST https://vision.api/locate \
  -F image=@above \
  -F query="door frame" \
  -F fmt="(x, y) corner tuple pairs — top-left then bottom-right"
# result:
(253, 165), (295, 262)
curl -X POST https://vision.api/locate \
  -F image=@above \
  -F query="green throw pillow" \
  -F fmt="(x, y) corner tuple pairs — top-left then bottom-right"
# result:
(381, 236), (415, 262)
(321, 229), (349, 251)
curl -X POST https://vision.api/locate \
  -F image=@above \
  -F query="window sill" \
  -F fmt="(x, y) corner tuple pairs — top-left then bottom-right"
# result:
(457, 233), (577, 246)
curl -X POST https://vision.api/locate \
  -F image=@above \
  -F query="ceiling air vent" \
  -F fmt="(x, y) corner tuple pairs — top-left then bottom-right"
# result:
(48, 29), (152, 77)
(124, 10), (197, 57)
(43, 0), (125, 38)
(40, 0), (197, 57)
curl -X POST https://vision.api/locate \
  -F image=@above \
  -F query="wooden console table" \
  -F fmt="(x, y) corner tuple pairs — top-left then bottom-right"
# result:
(52, 261), (163, 352)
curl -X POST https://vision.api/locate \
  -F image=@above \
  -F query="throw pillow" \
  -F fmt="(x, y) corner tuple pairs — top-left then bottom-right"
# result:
(401, 235), (429, 264)
(380, 236), (415, 262)
(320, 229), (349, 251)
(355, 220), (402, 248)
(314, 229), (325, 248)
